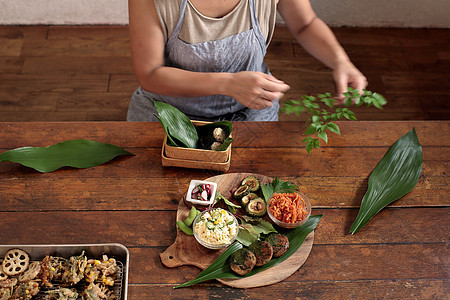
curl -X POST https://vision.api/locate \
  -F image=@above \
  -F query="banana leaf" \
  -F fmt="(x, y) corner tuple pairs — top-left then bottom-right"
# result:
(153, 100), (198, 148)
(350, 128), (423, 234)
(0, 139), (134, 173)
(174, 214), (322, 288)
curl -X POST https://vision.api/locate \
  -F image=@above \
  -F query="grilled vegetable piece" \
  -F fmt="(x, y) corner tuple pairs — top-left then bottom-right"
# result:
(265, 233), (290, 257)
(246, 198), (267, 217)
(233, 184), (250, 200)
(241, 176), (260, 192)
(229, 248), (257, 276)
(241, 192), (259, 207)
(2, 249), (30, 276)
(18, 261), (41, 282)
(248, 241), (273, 266)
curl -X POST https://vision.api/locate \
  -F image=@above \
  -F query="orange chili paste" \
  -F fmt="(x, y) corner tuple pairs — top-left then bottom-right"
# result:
(269, 192), (308, 223)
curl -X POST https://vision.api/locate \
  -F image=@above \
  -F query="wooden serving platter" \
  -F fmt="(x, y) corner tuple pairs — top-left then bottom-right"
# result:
(160, 173), (314, 288)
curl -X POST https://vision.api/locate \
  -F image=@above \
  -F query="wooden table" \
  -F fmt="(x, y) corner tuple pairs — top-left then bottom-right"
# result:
(0, 121), (448, 299)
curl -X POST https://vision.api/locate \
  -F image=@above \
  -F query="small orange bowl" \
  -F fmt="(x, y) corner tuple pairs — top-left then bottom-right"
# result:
(267, 189), (311, 229)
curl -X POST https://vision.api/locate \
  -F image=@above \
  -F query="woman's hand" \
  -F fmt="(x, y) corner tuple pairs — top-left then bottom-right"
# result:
(278, 0), (368, 103)
(332, 60), (368, 103)
(223, 71), (290, 109)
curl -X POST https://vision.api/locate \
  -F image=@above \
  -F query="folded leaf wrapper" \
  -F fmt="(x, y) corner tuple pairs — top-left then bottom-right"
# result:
(153, 100), (198, 149)
(0, 139), (134, 173)
(153, 100), (233, 151)
(350, 129), (423, 234)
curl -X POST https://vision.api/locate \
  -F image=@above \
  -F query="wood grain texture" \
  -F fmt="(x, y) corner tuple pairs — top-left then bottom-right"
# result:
(0, 121), (448, 148)
(0, 121), (448, 298)
(0, 208), (448, 246)
(0, 26), (449, 122)
(128, 279), (448, 299)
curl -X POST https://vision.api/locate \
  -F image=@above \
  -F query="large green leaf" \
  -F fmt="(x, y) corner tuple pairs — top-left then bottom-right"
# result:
(173, 242), (243, 289)
(174, 214), (322, 288)
(350, 129), (423, 234)
(153, 100), (198, 148)
(0, 139), (134, 173)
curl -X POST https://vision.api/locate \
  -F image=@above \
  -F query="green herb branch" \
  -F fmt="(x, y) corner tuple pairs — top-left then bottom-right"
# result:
(280, 87), (387, 153)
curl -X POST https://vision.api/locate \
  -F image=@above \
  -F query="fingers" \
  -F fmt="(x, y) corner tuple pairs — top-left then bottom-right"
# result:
(261, 74), (290, 94)
(259, 89), (286, 102)
(244, 74), (290, 109)
(333, 66), (368, 104)
(227, 71), (290, 109)
(246, 91), (275, 109)
(349, 76), (368, 95)
(334, 76), (348, 103)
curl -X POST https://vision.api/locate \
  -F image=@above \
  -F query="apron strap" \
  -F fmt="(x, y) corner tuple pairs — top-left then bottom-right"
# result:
(248, 0), (267, 54)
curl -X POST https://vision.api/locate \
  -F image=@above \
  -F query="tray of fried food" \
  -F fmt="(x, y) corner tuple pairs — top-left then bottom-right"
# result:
(0, 244), (129, 300)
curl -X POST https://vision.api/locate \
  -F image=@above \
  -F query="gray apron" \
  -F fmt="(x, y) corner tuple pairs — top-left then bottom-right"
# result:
(127, 0), (279, 122)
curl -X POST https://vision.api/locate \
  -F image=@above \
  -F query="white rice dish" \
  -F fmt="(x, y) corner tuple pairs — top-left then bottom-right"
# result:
(194, 208), (237, 245)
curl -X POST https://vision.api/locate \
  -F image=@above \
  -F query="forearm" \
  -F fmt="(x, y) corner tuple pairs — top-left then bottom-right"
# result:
(137, 67), (230, 97)
(136, 66), (289, 110)
(294, 18), (352, 70)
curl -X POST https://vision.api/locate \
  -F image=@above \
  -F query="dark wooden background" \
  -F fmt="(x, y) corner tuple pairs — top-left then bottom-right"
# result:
(0, 25), (449, 122)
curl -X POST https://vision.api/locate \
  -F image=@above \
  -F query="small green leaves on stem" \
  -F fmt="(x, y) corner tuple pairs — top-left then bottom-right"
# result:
(280, 87), (387, 153)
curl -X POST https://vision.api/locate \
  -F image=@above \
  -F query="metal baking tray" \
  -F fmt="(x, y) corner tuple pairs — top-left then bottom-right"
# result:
(0, 243), (129, 299)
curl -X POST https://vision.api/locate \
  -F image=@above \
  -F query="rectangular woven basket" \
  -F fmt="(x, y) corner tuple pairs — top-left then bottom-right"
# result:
(161, 121), (232, 171)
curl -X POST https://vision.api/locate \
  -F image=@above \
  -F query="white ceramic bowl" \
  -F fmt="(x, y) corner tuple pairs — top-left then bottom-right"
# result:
(186, 180), (217, 206)
(267, 189), (311, 229)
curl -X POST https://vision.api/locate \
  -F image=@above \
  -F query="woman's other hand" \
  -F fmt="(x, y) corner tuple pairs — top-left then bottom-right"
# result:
(278, 0), (368, 103)
(332, 60), (367, 103)
(223, 71), (290, 109)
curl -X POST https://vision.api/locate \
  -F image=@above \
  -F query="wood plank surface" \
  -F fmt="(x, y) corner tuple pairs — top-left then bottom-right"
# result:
(0, 23), (449, 299)
(0, 26), (449, 122)
(0, 120), (448, 298)
(2, 146), (445, 178)
(0, 174), (447, 211)
(127, 279), (447, 299)
(0, 208), (447, 246)
(0, 121), (449, 148)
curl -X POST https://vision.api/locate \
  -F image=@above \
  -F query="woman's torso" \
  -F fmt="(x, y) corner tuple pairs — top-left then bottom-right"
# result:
(127, 0), (280, 121)
(154, 0), (277, 46)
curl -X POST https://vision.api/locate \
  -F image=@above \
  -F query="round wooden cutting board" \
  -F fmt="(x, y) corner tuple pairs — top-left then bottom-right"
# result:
(160, 173), (314, 289)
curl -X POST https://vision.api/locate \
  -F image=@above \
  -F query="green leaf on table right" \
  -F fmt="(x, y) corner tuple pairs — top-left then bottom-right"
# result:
(350, 128), (423, 234)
